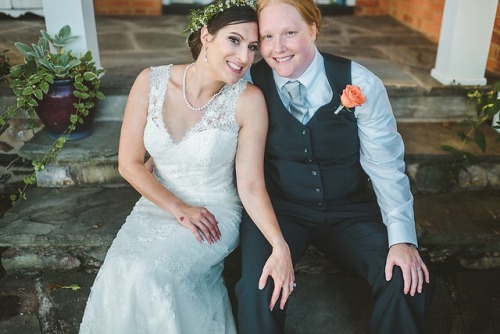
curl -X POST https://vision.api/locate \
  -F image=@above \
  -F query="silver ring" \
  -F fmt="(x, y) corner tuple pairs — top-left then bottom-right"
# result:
(290, 282), (297, 289)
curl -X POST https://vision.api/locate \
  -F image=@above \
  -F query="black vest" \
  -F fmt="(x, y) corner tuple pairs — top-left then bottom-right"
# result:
(251, 54), (378, 215)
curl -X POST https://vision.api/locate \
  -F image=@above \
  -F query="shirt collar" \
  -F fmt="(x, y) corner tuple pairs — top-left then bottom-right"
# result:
(274, 48), (324, 93)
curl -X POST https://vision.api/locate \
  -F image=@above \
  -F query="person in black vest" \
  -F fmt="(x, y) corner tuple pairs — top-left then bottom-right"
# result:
(235, 0), (432, 333)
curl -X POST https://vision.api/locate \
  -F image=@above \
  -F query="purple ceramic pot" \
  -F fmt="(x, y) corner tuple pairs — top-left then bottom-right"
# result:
(35, 79), (97, 140)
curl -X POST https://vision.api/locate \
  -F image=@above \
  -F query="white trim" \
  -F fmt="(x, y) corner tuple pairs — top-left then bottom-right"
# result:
(41, 0), (101, 70)
(430, 69), (487, 86)
(431, 0), (498, 86)
(0, 8), (43, 16)
(0, 0), (44, 17)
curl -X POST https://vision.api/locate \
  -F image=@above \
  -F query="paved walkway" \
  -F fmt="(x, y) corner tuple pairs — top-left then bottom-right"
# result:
(1, 12), (486, 94)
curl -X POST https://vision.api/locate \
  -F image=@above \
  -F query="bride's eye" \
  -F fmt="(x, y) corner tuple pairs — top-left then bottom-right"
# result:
(229, 36), (240, 45)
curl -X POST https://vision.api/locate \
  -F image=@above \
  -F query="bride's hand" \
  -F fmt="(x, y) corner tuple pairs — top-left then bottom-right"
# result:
(174, 204), (221, 244)
(259, 240), (295, 311)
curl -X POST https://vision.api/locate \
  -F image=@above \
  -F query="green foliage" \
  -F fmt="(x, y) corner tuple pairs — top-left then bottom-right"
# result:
(442, 80), (500, 180)
(0, 25), (105, 203)
(455, 81), (500, 152)
(184, 0), (257, 35)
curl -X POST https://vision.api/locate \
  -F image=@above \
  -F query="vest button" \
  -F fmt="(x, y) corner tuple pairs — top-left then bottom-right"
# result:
(318, 202), (323, 206)
(315, 188), (321, 193)
(311, 171), (317, 176)
(303, 148), (309, 153)
(302, 129), (307, 135)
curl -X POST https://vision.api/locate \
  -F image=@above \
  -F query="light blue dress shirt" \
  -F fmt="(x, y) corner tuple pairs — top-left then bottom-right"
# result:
(246, 48), (417, 247)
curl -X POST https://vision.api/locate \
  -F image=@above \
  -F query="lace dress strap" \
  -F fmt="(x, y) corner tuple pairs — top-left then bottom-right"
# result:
(190, 79), (248, 136)
(148, 65), (172, 119)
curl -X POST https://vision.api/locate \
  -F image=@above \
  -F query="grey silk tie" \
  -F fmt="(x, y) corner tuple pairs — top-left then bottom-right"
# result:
(283, 80), (308, 123)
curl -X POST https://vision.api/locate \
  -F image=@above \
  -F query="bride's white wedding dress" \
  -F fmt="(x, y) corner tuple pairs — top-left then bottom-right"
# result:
(79, 65), (247, 334)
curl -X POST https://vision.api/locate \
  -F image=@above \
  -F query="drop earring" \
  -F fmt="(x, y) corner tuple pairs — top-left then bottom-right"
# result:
(204, 46), (208, 62)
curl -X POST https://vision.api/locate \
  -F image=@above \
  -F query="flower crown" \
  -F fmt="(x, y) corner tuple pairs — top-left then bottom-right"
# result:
(184, 0), (257, 36)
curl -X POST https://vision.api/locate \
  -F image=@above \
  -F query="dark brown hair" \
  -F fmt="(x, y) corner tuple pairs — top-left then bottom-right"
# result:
(187, 4), (258, 60)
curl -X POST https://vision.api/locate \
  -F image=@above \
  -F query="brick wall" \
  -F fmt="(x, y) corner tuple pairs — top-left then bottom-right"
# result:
(93, 0), (162, 16)
(356, 0), (499, 77)
(356, 0), (444, 42)
(488, 3), (500, 76)
(354, 0), (388, 15)
(385, 0), (444, 43)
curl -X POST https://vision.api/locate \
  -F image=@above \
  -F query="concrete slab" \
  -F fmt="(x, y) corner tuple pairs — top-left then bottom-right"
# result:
(0, 187), (139, 251)
(1, 186), (499, 269)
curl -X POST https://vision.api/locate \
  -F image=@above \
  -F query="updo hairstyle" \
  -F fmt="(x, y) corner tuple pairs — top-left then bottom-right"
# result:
(187, 5), (258, 60)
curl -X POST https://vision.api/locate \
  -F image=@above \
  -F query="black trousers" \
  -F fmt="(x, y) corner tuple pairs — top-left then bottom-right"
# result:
(235, 209), (432, 334)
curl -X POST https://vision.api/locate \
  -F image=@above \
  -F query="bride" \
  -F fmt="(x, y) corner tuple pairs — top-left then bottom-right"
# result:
(78, 1), (294, 333)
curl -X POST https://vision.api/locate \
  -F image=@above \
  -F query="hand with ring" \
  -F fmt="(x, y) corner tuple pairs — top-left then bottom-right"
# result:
(258, 240), (295, 311)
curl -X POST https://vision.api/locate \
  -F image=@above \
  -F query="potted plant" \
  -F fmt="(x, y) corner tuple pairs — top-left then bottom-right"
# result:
(7, 25), (105, 138)
(0, 25), (105, 202)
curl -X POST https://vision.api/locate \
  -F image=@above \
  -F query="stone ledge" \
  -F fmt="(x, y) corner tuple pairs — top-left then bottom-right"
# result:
(1, 187), (500, 273)
(12, 119), (500, 191)
(16, 121), (126, 187)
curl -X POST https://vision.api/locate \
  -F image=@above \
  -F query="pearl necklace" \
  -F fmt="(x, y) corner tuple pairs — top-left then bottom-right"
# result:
(182, 63), (225, 112)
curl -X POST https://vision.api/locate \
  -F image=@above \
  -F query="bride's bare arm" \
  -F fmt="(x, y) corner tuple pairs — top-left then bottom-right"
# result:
(235, 84), (295, 311)
(118, 67), (220, 243)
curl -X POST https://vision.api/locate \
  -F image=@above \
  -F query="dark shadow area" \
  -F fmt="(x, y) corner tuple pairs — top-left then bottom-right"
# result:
(0, 295), (21, 321)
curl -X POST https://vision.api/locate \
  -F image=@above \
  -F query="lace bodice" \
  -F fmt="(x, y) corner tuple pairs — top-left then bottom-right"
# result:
(79, 65), (246, 334)
(144, 65), (247, 206)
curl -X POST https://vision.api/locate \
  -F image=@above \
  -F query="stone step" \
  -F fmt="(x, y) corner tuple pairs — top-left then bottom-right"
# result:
(3, 72), (498, 192)
(98, 76), (487, 123)
(17, 121), (125, 187)
(0, 262), (465, 334)
(0, 188), (499, 334)
(0, 186), (139, 271)
(1, 186), (499, 273)
(15, 116), (500, 193)
(1, 187), (499, 334)
(0, 268), (374, 334)
(0, 79), (478, 122)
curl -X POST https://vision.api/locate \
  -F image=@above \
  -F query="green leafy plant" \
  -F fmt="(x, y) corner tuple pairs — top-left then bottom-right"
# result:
(0, 25), (105, 202)
(442, 80), (500, 177)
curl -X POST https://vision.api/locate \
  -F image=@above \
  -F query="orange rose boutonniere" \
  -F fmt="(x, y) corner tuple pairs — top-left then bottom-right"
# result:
(334, 84), (366, 114)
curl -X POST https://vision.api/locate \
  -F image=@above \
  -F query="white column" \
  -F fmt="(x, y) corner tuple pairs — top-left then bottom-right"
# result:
(431, 0), (498, 86)
(41, 0), (101, 69)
